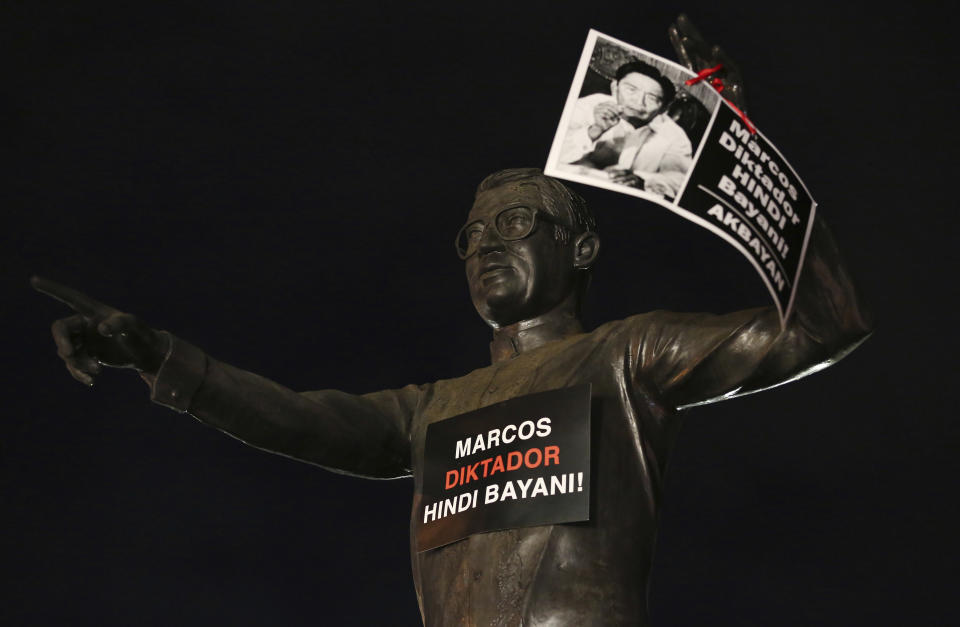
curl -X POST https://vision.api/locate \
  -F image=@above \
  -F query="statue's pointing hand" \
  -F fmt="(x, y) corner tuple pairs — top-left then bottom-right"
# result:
(31, 276), (170, 386)
(668, 13), (747, 113)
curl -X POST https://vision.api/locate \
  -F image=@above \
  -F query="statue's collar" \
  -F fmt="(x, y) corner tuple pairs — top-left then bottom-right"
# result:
(489, 312), (584, 363)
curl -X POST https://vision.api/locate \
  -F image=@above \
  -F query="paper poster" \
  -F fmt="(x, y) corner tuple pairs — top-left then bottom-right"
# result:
(545, 30), (816, 326)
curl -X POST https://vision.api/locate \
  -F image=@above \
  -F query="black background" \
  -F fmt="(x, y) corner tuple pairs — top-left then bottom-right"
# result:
(3, 2), (956, 625)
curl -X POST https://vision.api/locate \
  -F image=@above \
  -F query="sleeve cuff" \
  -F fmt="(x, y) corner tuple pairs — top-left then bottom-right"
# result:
(149, 331), (208, 413)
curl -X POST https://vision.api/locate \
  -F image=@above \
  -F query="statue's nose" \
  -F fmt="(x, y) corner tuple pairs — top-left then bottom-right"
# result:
(477, 224), (505, 255)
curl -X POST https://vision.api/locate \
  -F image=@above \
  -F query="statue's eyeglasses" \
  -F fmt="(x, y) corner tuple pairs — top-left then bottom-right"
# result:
(455, 206), (571, 260)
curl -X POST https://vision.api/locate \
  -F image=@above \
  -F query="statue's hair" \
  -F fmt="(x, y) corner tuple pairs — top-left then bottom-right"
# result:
(475, 168), (597, 244)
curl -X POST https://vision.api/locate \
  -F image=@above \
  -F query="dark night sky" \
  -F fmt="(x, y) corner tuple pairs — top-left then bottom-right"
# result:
(3, 2), (957, 625)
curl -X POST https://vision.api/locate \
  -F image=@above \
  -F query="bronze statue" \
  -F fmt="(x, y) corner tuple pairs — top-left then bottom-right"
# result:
(33, 17), (871, 627)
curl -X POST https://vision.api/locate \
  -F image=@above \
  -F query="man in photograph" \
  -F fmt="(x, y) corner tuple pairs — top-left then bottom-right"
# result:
(559, 60), (693, 198)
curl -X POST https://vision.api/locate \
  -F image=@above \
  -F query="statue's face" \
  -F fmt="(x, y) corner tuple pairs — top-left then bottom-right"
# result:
(465, 182), (576, 327)
(613, 72), (664, 126)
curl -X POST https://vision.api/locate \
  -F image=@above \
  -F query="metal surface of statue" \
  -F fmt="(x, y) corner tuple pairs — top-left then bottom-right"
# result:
(33, 17), (872, 627)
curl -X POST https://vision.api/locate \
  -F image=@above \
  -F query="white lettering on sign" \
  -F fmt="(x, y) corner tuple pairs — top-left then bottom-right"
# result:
(454, 417), (552, 459)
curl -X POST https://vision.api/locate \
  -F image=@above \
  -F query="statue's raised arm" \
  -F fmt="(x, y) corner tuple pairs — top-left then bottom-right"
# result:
(627, 17), (874, 409)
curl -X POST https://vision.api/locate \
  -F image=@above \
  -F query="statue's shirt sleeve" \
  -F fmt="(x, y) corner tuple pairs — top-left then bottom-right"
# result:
(630, 307), (805, 409)
(150, 334), (423, 478)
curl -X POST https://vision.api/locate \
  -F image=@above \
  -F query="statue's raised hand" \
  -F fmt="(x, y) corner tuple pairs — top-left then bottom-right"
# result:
(31, 277), (170, 386)
(668, 14), (747, 113)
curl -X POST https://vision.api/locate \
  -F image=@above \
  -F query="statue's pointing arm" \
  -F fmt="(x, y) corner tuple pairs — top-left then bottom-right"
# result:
(33, 277), (417, 479)
(154, 338), (418, 478)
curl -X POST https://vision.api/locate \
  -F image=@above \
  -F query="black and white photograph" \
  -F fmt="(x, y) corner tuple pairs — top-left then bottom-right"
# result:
(547, 31), (816, 324)
(546, 30), (721, 202)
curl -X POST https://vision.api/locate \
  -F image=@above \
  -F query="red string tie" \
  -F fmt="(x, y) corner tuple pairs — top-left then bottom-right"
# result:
(685, 63), (756, 134)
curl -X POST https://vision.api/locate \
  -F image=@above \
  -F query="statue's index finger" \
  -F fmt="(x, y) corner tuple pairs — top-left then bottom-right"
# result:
(668, 21), (694, 69)
(669, 14), (711, 71)
(30, 276), (115, 318)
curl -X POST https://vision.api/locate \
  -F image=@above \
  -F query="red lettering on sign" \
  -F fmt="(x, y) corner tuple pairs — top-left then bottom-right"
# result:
(443, 446), (564, 489)
(479, 458), (492, 476)
(465, 462), (479, 483)
(544, 445), (559, 466)
(524, 448), (542, 468)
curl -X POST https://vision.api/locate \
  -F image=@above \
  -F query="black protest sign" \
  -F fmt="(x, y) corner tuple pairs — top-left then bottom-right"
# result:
(415, 384), (591, 552)
(676, 105), (814, 322)
(546, 30), (815, 326)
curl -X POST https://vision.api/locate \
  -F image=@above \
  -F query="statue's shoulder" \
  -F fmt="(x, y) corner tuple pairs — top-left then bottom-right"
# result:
(592, 310), (687, 334)
(596, 307), (776, 351)
(589, 309), (736, 349)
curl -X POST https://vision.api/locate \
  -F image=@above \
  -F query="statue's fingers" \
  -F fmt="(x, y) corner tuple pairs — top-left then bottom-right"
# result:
(97, 312), (139, 338)
(64, 355), (101, 386)
(114, 324), (157, 355)
(52, 315), (86, 359)
(674, 14), (701, 39)
(95, 312), (166, 371)
(671, 14), (711, 69)
(711, 45), (747, 111)
(668, 24), (694, 70)
(31, 276), (115, 319)
(76, 354), (102, 376)
(712, 45), (745, 82)
(65, 361), (93, 386)
(676, 14), (709, 52)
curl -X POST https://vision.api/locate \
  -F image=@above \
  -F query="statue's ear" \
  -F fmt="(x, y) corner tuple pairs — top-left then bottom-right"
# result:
(573, 231), (600, 269)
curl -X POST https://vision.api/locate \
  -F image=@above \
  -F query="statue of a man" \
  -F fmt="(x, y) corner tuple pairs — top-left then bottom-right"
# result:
(34, 19), (871, 627)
